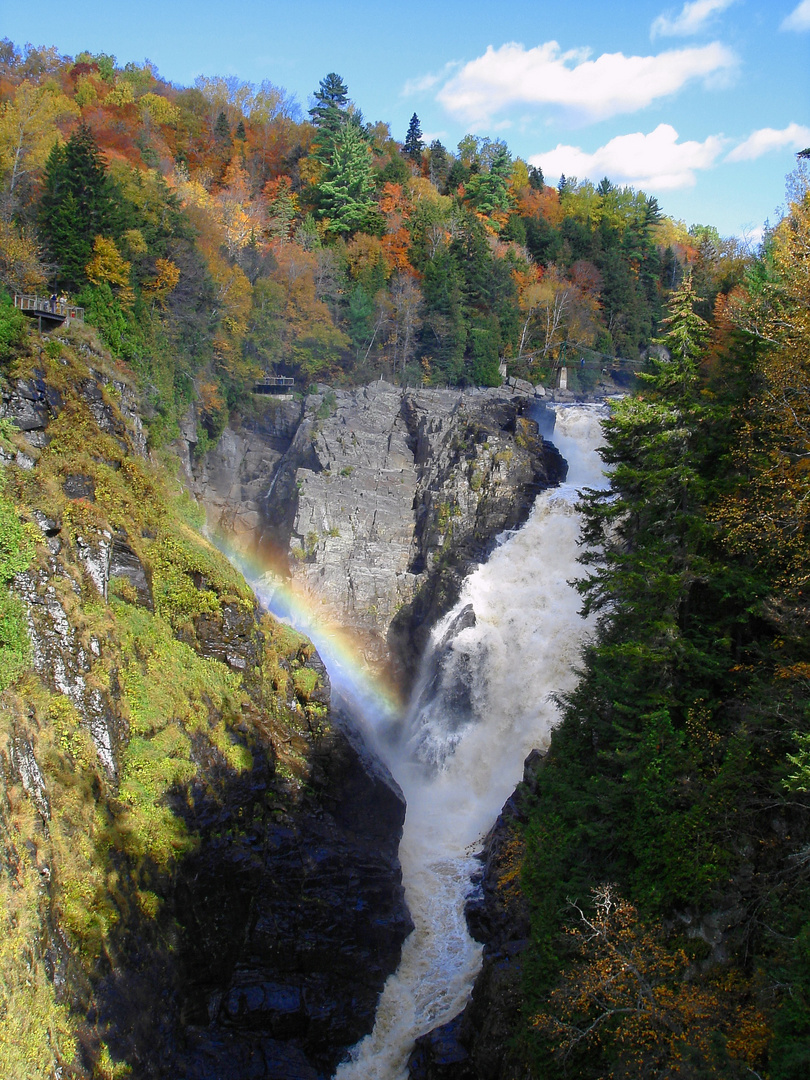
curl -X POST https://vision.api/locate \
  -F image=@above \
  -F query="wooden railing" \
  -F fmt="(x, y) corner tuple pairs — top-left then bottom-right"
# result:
(13, 293), (84, 322)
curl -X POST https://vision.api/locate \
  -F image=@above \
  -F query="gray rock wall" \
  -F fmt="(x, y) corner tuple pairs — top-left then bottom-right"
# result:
(191, 382), (565, 687)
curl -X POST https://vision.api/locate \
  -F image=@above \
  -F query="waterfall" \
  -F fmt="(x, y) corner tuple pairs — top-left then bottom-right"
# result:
(334, 402), (609, 1079)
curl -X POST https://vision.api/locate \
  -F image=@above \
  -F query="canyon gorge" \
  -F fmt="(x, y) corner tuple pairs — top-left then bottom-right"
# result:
(2, 339), (595, 1079)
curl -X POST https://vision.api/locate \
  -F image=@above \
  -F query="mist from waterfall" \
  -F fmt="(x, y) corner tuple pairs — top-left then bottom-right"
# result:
(334, 403), (609, 1079)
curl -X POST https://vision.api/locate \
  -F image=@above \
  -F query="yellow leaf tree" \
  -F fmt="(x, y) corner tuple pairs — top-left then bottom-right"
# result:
(0, 79), (77, 196)
(85, 236), (135, 307)
(534, 885), (767, 1078)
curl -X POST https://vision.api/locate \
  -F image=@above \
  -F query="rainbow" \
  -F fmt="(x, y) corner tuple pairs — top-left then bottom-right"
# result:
(210, 530), (405, 727)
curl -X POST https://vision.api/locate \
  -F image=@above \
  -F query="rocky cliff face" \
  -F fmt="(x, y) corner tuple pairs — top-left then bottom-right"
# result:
(0, 331), (411, 1079)
(191, 381), (566, 689)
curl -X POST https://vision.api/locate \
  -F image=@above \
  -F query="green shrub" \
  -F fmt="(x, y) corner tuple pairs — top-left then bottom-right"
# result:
(0, 290), (28, 362)
(0, 481), (39, 690)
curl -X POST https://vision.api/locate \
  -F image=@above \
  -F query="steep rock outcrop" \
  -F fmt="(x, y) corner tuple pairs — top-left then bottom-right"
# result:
(1, 335), (411, 1079)
(186, 396), (303, 544)
(192, 382), (565, 688)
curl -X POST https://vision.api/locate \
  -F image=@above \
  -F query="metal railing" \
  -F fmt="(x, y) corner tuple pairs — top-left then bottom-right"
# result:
(13, 293), (84, 322)
(253, 375), (295, 393)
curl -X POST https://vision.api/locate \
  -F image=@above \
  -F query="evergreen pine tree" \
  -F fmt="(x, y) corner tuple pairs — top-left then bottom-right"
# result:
(309, 72), (349, 125)
(316, 121), (375, 236)
(38, 124), (119, 291)
(463, 145), (513, 227)
(403, 113), (424, 163)
(309, 72), (350, 166)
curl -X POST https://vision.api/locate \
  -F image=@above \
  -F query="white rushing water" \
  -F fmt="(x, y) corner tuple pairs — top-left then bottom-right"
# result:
(334, 403), (609, 1079)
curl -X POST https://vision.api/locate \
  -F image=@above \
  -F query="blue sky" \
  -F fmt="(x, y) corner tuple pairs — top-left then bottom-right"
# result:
(4, 0), (808, 240)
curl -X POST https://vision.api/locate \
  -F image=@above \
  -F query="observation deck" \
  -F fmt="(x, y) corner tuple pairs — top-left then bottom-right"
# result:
(14, 293), (84, 331)
(253, 374), (295, 395)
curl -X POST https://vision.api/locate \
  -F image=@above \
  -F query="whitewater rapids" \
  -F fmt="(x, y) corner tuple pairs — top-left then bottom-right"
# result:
(334, 403), (608, 1079)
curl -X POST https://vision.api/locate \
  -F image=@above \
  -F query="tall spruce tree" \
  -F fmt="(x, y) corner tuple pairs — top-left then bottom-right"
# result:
(39, 124), (119, 291)
(403, 113), (424, 163)
(213, 111), (232, 146)
(528, 163), (544, 190)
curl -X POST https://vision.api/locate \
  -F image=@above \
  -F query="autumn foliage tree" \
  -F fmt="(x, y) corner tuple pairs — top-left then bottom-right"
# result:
(535, 885), (767, 1079)
(0, 45), (752, 408)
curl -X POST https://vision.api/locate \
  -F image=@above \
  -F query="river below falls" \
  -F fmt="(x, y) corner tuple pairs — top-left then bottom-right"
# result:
(229, 403), (608, 1078)
(332, 402), (609, 1079)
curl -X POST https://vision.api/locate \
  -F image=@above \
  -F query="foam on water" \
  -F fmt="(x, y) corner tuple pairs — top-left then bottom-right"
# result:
(334, 403), (609, 1078)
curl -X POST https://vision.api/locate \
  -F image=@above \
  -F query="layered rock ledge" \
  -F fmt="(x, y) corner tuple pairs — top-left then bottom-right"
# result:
(190, 381), (566, 689)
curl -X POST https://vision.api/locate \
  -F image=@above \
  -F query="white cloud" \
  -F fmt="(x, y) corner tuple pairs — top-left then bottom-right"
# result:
(530, 124), (727, 190)
(740, 224), (766, 250)
(403, 61), (462, 98)
(651, 0), (736, 38)
(403, 73), (444, 95)
(434, 40), (737, 126)
(781, 0), (810, 31)
(726, 122), (810, 161)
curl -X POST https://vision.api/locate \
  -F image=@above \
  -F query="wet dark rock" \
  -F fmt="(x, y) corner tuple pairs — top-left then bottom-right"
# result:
(179, 1030), (321, 1080)
(1, 374), (62, 431)
(409, 1015), (474, 1080)
(163, 711), (412, 1079)
(6, 392), (49, 431)
(109, 533), (153, 610)
(193, 600), (260, 671)
(63, 473), (96, 501)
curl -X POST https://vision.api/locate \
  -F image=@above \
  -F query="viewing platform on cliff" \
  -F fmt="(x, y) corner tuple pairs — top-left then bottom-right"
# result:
(14, 293), (84, 331)
(253, 374), (295, 395)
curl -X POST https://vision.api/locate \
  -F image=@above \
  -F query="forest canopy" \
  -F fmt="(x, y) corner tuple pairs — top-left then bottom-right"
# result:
(0, 39), (754, 442)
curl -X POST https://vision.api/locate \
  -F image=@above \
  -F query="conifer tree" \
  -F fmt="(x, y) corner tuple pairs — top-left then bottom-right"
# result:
(403, 113), (424, 163)
(428, 139), (450, 193)
(463, 144), (513, 228)
(308, 72), (350, 166)
(213, 111), (232, 146)
(528, 164), (544, 190)
(316, 121), (375, 236)
(309, 72), (349, 125)
(646, 271), (709, 399)
(38, 124), (119, 290)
